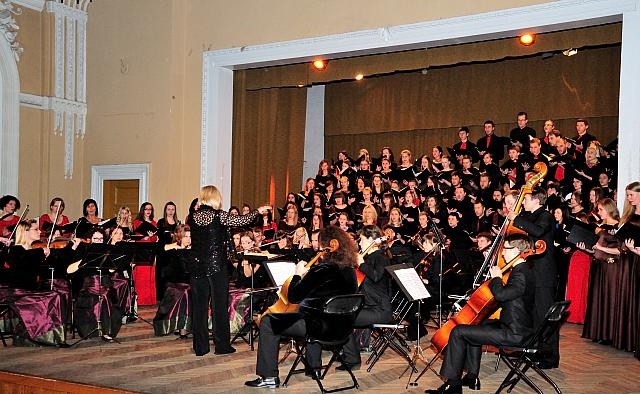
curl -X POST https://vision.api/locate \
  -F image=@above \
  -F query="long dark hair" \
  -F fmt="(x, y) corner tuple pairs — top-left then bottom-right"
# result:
(318, 226), (358, 268)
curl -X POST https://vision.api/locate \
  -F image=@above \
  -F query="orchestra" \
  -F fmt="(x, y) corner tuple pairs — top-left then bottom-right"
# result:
(1, 118), (638, 392)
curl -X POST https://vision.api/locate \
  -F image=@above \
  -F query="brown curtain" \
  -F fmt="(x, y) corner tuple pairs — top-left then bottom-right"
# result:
(231, 71), (307, 208)
(324, 45), (620, 160)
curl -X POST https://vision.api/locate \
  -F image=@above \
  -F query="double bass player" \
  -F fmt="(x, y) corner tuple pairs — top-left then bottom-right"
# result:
(425, 234), (536, 394)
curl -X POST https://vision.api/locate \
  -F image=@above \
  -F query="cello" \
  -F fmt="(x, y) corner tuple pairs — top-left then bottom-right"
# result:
(256, 239), (339, 325)
(430, 162), (548, 353)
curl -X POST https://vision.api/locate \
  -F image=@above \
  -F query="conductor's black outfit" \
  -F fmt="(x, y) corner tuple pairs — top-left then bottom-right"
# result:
(512, 206), (559, 366)
(188, 205), (259, 356)
(439, 262), (536, 382)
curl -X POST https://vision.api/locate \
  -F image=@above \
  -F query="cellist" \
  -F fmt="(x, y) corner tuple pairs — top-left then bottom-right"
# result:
(506, 187), (559, 369)
(245, 226), (358, 389)
(425, 234), (536, 394)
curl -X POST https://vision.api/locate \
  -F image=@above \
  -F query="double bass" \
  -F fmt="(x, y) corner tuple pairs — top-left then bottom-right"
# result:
(430, 162), (548, 353)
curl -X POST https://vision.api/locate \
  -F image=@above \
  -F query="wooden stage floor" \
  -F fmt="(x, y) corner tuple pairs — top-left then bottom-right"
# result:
(1, 306), (638, 394)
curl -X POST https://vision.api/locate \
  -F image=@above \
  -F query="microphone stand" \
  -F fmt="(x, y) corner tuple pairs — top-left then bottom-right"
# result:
(429, 218), (446, 328)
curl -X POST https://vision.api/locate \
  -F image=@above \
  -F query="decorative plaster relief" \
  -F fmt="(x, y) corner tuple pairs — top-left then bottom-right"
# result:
(0, 0), (23, 61)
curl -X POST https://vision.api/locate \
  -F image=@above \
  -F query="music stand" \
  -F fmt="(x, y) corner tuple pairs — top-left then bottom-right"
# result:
(69, 244), (126, 346)
(261, 258), (299, 362)
(383, 264), (431, 387)
(121, 242), (156, 326)
(230, 252), (279, 350)
(429, 218), (446, 328)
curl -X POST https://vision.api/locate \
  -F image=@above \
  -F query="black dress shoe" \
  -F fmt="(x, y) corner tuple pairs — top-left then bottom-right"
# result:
(461, 374), (480, 390)
(424, 382), (462, 394)
(335, 363), (361, 371)
(305, 368), (322, 380)
(214, 346), (236, 355)
(536, 360), (559, 369)
(245, 377), (280, 388)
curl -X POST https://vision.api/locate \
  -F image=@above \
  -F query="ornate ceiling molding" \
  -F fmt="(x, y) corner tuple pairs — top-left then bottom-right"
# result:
(13, 0), (44, 12)
(0, 0), (24, 61)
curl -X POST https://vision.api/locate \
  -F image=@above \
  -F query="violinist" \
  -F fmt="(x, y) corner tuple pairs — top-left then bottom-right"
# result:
(245, 226), (358, 388)
(39, 197), (70, 237)
(4, 220), (50, 289)
(73, 227), (122, 342)
(506, 187), (559, 369)
(339, 225), (393, 371)
(154, 224), (192, 338)
(425, 234), (536, 394)
(0, 194), (21, 238)
(83, 198), (102, 224)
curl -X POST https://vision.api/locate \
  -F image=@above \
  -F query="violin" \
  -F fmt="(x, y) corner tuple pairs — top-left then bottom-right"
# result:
(356, 235), (389, 286)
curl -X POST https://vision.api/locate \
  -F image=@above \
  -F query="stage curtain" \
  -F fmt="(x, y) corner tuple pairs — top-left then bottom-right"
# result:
(324, 45), (620, 160)
(231, 71), (307, 208)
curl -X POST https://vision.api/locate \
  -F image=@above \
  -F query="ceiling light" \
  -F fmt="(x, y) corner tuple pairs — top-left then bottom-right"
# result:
(519, 34), (535, 46)
(312, 59), (328, 71)
(355, 74), (364, 81)
(562, 48), (578, 57)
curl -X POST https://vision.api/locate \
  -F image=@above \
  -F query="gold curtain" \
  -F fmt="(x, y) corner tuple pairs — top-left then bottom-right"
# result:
(324, 45), (620, 159)
(231, 71), (307, 208)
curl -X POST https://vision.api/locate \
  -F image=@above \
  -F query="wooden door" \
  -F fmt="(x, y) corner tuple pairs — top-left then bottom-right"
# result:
(103, 179), (140, 218)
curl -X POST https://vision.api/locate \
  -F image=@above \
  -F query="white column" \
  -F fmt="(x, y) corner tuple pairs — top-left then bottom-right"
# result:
(201, 56), (234, 208)
(617, 7), (640, 205)
(303, 85), (325, 183)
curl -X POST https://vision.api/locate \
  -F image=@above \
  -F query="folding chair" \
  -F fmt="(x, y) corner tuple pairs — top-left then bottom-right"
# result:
(496, 300), (571, 394)
(282, 294), (364, 393)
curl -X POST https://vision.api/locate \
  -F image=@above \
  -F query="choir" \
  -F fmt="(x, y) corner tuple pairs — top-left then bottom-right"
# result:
(0, 116), (637, 364)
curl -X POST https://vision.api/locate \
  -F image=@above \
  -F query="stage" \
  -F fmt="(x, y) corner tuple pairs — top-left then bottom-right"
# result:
(1, 306), (638, 393)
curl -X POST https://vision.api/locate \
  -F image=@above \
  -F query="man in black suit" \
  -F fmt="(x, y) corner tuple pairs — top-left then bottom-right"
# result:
(476, 120), (506, 161)
(452, 126), (480, 164)
(510, 111), (536, 152)
(507, 187), (559, 369)
(425, 234), (536, 394)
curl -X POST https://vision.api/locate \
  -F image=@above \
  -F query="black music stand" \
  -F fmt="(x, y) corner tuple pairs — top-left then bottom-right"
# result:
(69, 245), (127, 346)
(121, 242), (157, 326)
(230, 252), (278, 350)
(261, 258), (299, 362)
(383, 264), (432, 387)
(429, 218), (446, 328)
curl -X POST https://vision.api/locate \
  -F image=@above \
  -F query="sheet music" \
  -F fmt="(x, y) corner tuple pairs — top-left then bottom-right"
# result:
(395, 267), (431, 301)
(264, 261), (296, 287)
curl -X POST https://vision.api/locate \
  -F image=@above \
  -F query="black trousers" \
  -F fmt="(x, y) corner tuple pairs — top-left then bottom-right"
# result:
(440, 321), (526, 382)
(534, 286), (559, 364)
(190, 271), (232, 356)
(256, 313), (322, 378)
(342, 308), (393, 365)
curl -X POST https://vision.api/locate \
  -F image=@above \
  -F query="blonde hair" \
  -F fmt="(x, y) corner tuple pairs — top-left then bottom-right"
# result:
(15, 220), (36, 247)
(199, 185), (223, 210)
(362, 204), (378, 224)
(597, 198), (620, 222)
(117, 206), (133, 230)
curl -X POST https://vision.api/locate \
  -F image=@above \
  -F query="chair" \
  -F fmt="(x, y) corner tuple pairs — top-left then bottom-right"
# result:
(0, 301), (14, 346)
(496, 300), (571, 394)
(282, 294), (364, 393)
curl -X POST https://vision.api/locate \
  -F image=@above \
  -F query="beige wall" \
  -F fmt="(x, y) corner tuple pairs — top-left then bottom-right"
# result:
(12, 0), (553, 218)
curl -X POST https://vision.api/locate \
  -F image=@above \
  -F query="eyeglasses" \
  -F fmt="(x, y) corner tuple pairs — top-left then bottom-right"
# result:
(92, 237), (104, 241)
